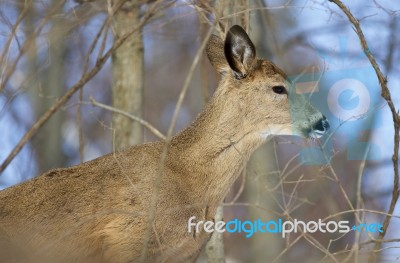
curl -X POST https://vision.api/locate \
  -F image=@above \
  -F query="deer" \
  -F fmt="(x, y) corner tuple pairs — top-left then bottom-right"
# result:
(0, 25), (329, 263)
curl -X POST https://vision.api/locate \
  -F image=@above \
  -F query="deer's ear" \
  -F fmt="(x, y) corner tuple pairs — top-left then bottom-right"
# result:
(224, 25), (256, 79)
(206, 34), (230, 75)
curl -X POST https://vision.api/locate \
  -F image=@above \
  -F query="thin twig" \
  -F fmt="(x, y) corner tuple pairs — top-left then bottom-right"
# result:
(0, 1), (31, 77)
(77, 89), (85, 163)
(0, 1), (67, 94)
(87, 98), (166, 140)
(327, 1), (399, 262)
(228, 170), (246, 204)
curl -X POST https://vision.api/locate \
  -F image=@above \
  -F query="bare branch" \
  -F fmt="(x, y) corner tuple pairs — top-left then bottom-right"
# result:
(327, 1), (400, 261)
(88, 97), (166, 140)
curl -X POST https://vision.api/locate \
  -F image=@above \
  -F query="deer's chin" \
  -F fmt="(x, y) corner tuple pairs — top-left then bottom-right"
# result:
(260, 126), (294, 139)
(303, 125), (330, 139)
(308, 130), (325, 139)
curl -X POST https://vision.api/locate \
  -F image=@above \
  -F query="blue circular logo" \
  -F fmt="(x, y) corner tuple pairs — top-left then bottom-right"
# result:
(327, 79), (370, 121)
(338, 89), (360, 110)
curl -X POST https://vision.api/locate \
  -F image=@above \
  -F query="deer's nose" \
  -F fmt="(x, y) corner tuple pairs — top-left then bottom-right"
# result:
(314, 116), (330, 132)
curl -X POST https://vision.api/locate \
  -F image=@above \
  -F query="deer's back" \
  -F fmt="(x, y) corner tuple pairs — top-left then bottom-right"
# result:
(0, 141), (206, 262)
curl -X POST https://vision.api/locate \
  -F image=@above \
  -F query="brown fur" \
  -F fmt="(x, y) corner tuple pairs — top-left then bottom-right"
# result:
(0, 26), (326, 263)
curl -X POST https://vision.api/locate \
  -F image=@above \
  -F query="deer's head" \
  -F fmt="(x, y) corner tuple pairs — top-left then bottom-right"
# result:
(206, 25), (329, 140)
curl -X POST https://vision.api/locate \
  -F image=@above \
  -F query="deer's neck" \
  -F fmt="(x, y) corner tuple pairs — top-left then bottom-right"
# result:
(169, 84), (267, 206)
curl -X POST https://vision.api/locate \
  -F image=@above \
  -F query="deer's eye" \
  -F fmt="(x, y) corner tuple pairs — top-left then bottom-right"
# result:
(272, 86), (286, 95)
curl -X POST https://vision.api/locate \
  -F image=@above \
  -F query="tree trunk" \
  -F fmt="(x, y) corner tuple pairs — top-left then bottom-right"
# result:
(112, 1), (144, 150)
(27, 1), (66, 173)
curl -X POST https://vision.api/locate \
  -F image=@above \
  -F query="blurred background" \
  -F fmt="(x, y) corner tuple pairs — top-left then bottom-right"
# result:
(0, 0), (399, 262)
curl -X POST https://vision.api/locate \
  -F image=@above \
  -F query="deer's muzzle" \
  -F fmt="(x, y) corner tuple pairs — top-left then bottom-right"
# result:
(309, 115), (330, 139)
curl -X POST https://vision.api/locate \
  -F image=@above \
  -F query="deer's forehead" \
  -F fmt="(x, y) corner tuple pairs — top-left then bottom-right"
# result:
(255, 60), (288, 81)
